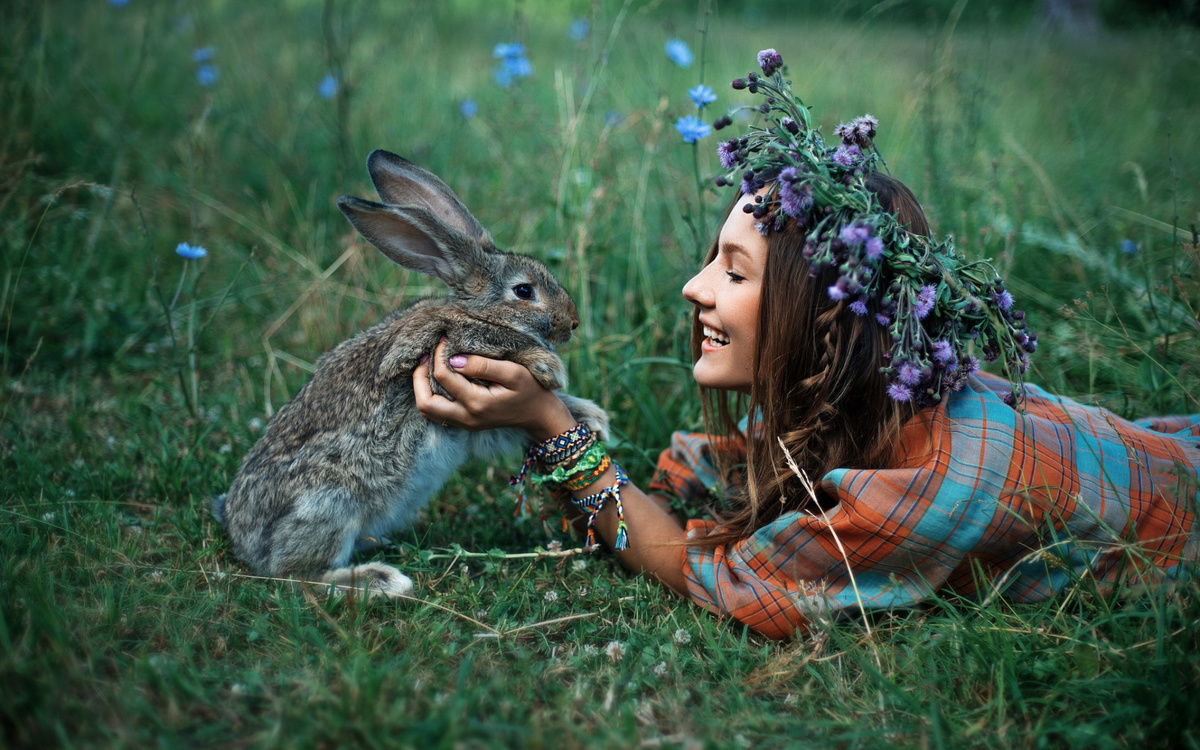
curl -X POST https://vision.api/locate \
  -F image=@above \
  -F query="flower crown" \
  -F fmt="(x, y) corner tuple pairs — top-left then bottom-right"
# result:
(711, 49), (1036, 406)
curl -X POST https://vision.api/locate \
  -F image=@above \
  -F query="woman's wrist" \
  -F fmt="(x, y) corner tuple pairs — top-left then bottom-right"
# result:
(522, 393), (580, 442)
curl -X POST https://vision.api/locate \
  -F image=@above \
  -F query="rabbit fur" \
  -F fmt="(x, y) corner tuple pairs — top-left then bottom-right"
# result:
(212, 150), (609, 598)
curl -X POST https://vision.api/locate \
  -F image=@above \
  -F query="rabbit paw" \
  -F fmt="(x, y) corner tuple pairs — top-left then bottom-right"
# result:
(321, 563), (414, 599)
(518, 350), (568, 391)
(559, 393), (610, 441)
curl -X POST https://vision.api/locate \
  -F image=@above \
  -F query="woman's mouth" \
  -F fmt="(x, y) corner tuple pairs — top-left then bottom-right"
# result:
(703, 325), (730, 348)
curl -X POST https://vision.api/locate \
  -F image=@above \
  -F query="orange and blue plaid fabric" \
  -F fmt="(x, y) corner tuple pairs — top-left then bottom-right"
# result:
(649, 374), (1200, 639)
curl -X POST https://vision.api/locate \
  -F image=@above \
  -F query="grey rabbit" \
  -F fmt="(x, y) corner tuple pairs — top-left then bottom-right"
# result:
(212, 150), (609, 597)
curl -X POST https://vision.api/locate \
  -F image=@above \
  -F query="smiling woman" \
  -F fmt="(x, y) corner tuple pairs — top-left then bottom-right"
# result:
(412, 49), (1200, 640)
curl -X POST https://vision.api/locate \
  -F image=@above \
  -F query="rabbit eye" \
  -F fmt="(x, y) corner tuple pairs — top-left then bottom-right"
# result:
(513, 283), (535, 300)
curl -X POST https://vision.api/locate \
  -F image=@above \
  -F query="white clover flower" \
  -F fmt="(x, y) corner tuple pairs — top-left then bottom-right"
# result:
(604, 640), (626, 662)
(583, 644), (600, 657)
(148, 570), (165, 583)
(42, 512), (55, 522)
(72, 458), (85, 469)
(673, 628), (692, 645)
(219, 443), (232, 454)
(230, 683), (248, 696)
(653, 661), (668, 677)
(476, 609), (488, 619)
(64, 489), (75, 498)
(248, 417), (264, 433)
(576, 585), (589, 597)
(571, 558), (587, 572)
(546, 540), (563, 553)
(543, 590), (559, 603)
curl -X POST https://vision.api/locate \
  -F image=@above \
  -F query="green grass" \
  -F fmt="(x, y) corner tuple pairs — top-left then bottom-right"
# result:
(2, 0), (1199, 747)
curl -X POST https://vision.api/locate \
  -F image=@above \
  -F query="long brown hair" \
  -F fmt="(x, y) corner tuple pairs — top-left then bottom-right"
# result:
(691, 172), (930, 542)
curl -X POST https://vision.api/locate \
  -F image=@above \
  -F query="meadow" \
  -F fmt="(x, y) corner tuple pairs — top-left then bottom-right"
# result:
(2, 0), (1199, 747)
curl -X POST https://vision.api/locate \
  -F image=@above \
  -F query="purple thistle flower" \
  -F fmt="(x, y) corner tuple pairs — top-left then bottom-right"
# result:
(864, 236), (884, 261)
(777, 174), (812, 217)
(963, 356), (980, 376)
(827, 283), (847, 302)
(887, 382), (913, 402)
(687, 84), (717, 108)
(898, 362), (923, 386)
(717, 139), (738, 169)
(931, 339), (954, 363)
(849, 299), (868, 316)
(915, 284), (937, 319)
(665, 39), (694, 68)
(834, 122), (856, 144)
(839, 222), (870, 246)
(782, 117), (800, 135)
(757, 48), (783, 76)
(175, 242), (207, 259)
(831, 144), (862, 167)
(876, 313), (891, 327)
(853, 114), (878, 141)
(675, 115), (711, 144)
(995, 289), (1014, 312)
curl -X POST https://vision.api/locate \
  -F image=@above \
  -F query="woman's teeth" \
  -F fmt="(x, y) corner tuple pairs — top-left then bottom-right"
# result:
(704, 326), (729, 346)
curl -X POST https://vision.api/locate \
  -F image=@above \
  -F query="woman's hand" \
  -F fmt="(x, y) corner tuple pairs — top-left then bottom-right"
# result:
(413, 340), (576, 440)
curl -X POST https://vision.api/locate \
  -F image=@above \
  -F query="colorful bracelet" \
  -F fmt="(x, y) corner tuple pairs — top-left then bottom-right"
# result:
(530, 442), (607, 487)
(571, 465), (630, 551)
(563, 453), (612, 492)
(510, 422), (596, 514)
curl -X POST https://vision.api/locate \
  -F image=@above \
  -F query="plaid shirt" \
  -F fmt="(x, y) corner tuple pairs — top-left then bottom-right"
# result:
(649, 374), (1200, 639)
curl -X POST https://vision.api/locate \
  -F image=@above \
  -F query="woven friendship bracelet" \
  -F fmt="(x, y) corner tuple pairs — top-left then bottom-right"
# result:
(571, 465), (630, 551)
(531, 442), (608, 487)
(510, 422), (598, 515)
(564, 453), (612, 492)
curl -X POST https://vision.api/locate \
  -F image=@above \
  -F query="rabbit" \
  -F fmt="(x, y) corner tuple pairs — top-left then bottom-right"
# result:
(212, 149), (609, 598)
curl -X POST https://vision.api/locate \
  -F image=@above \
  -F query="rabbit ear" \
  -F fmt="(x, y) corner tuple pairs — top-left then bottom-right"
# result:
(337, 196), (488, 286)
(364, 150), (495, 250)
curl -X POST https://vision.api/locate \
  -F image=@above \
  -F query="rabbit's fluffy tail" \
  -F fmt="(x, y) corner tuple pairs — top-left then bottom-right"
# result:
(210, 494), (228, 527)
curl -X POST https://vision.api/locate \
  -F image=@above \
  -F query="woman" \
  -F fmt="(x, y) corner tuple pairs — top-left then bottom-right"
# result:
(413, 50), (1200, 639)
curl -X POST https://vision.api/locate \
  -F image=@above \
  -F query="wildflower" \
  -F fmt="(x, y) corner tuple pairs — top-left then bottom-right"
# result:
(782, 117), (800, 135)
(1119, 239), (1138, 255)
(192, 47), (216, 63)
(493, 42), (533, 88)
(109, 0), (129, 6)
(604, 640), (626, 662)
(654, 661), (668, 676)
(568, 18), (590, 42)
(849, 299), (868, 316)
(219, 443), (232, 454)
(673, 628), (691, 644)
(571, 558), (587, 572)
(675, 115), (711, 144)
(196, 64), (218, 87)
(604, 110), (622, 126)
(583, 644), (600, 657)
(887, 382), (913, 402)
(493, 42), (525, 59)
(831, 143), (861, 167)
(757, 48), (783, 76)
(864, 236), (884, 261)
(576, 584), (589, 597)
(827, 283), (847, 302)
(317, 73), (338, 100)
(915, 285), (937, 319)
(687, 84), (717, 108)
(459, 99), (478, 119)
(42, 512), (55, 522)
(717, 139), (739, 169)
(777, 174), (812, 217)
(854, 114), (878, 141)
(931, 340), (954, 363)
(230, 683), (248, 696)
(546, 540), (563, 553)
(175, 242), (207, 259)
(543, 590), (559, 603)
(248, 417), (264, 433)
(994, 289), (1014, 312)
(898, 362), (923, 387)
(839, 222), (871, 246)
(664, 39), (693, 67)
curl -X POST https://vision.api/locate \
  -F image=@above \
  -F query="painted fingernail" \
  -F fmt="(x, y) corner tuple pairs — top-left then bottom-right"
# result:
(449, 355), (467, 369)
(419, 354), (429, 364)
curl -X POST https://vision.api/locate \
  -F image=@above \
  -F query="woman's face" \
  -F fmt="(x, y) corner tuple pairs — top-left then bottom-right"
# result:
(682, 191), (767, 394)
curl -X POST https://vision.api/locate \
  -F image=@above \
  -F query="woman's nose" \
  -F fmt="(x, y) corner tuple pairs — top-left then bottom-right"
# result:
(682, 264), (715, 307)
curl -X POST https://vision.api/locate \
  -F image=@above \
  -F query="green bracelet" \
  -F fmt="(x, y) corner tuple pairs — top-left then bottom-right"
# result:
(531, 442), (608, 487)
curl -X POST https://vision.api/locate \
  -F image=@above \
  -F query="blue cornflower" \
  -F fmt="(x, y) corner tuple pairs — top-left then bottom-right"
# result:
(175, 242), (207, 259)
(459, 99), (478, 119)
(196, 64), (218, 87)
(318, 73), (338, 100)
(192, 46), (215, 63)
(604, 110), (622, 126)
(687, 84), (716, 108)
(674, 115), (710, 144)
(1120, 239), (1138, 255)
(664, 39), (693, 68)
(568, 18), (590, 42)
(493, 42), (526, 59)
(109, 0), (129, 6)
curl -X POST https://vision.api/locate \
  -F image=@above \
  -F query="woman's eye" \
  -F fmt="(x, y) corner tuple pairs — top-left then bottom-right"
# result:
(725, 271), (745, 283)
(513, 283), (535, 300)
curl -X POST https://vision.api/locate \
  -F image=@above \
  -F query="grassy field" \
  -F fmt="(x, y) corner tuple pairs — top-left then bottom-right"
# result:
(3, 0), (1199, 747)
